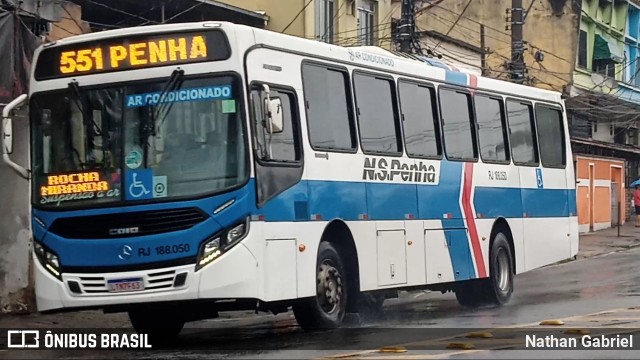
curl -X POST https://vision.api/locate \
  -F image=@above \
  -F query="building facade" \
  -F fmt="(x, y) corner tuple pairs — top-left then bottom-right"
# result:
(218, 0), (394, 48)
(405, 0), (640, 233)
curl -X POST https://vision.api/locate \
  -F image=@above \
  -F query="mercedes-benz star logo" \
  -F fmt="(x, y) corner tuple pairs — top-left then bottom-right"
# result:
(118, 245), (133, 260)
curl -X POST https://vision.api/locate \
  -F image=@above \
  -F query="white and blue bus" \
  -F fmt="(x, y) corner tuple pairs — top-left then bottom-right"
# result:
(2, 21), (578, 339)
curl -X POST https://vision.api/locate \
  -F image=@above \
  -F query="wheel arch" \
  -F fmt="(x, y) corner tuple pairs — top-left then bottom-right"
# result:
(490, 217), (516, 274)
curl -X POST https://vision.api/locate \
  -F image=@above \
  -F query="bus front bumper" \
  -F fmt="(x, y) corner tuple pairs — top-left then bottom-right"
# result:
(34, 242), (259, 312)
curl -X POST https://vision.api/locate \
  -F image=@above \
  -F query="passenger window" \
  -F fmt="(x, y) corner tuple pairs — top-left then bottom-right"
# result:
(507, 100), (538, 165)
(353, 73), (402, 154)
(302, 64), (357, 151)
(439, 88), (476, 160)
(398, 81), (441, 158)
(251, 88), (300, 162)
(475, 95), (509, 163)
(536, 105), (566, 167)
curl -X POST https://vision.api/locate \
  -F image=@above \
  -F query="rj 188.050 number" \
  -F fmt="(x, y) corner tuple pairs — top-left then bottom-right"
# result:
(138, 244), (190, 257)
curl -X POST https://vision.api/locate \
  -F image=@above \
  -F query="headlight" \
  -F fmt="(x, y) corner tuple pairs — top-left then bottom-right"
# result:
(196, 217), (249, 271)
(34, 241), (61, 280)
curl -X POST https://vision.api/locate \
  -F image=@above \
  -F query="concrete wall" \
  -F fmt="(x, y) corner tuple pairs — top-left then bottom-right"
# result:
(47, 2), (90, 41)
(218, 0), (393, 47)
(0, 109), (33, 313)
(408, 0), (579, 92)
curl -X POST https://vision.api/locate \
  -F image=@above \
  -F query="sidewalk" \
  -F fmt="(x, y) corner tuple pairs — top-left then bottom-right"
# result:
(1, 224), (639, 326)
(574, 221), (640, 260)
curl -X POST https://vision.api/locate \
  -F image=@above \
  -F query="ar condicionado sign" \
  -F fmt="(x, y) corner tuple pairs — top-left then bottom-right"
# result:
(41, 172), (109, 196)
(34, 31), (230, 80)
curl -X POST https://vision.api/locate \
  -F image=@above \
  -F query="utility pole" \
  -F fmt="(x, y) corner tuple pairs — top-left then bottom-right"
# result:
(509, 0), (526, 83)
(480, 24), (488, 76)
(397, 0), (415, 53)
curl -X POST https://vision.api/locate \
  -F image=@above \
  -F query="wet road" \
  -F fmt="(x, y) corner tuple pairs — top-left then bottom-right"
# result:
(3, 247), (640, 359)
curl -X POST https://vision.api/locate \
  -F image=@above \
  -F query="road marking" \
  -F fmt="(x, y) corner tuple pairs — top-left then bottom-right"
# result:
(320, 306), (640, 359)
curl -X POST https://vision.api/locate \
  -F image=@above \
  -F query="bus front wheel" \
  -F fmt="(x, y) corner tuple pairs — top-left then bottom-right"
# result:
(455, 232), (513, 307)
(293, 241), (348, 331)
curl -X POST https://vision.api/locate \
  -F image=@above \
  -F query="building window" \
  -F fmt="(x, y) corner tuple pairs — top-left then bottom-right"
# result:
(593, 59), (616, 78)
(629, 128), (639, 146)
(634, 57), (640, 88)
(358, 0), (376, 46)
(315, 0), (335, 43)
(577, 30), (588, 68)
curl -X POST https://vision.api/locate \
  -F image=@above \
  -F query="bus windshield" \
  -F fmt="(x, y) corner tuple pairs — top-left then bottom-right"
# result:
(30, 74), (247, 208)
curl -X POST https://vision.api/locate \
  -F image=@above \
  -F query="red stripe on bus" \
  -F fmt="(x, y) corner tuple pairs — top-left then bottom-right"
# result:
(469, 74), (478, 94)
(462, 163), (487, 278)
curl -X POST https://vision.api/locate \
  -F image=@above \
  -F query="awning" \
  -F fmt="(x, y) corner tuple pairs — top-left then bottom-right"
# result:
(594, 34), (624, 63)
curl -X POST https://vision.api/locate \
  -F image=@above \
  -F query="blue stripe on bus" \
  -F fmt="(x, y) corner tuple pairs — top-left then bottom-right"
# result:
(444, 70), (468, 86)
(270, 181), (572, 221)
(33, 175), (576, 268)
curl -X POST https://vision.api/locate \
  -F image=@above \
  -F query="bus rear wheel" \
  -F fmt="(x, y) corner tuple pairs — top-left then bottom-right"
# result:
(128, 308), (185, 344)
(455, 232), (513, 307)
(293, 242), (348, 331)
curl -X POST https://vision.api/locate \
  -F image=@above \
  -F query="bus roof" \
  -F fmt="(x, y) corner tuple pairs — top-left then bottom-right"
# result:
(35, 21), (563, 104)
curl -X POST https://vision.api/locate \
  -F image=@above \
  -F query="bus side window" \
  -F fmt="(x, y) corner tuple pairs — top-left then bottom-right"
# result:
(438, 88), (477, 161)
(397, 80), (441, 158)
(535, 105), (566, 168)
(301, 63), (357, 152)
(250, 87), (301, 163)
(506, 100), (539, 166)
(475, 95), (510, 164)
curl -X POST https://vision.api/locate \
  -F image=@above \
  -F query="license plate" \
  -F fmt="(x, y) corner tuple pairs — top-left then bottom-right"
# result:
(107, 278), (144, 293)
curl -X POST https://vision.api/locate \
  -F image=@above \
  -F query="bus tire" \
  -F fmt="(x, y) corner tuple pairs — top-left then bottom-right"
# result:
(293, 241), (348, 331)
(128, 309), (184, 344)
(485, 232), (514, 305)
(455, 232), (513, 307)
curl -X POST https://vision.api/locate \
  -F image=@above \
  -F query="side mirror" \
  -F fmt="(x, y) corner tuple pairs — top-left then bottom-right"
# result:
(2, 116), (13, 154)
(2, 94), (29, 179)
(264, 97), (284, 134)
(261, 84), (284, 134)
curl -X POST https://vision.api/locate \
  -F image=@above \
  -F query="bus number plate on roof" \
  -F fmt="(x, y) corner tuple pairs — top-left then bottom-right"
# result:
(107, 278), (145, 293)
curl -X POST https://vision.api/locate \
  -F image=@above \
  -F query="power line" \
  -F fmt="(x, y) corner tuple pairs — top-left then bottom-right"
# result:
(80, 0), (157, 25)
(432, 0), (472, 53)
(282, 0), (314, 33)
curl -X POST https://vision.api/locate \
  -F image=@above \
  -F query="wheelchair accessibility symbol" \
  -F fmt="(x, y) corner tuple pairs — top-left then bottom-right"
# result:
(125, 170), (153, 200)
(536, 168), (544, 189)
(130, 173), (151, 198)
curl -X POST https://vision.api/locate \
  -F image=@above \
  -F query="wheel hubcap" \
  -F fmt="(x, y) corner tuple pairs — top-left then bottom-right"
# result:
(496, 248), (510, 292)
(317, 261), (343, 314)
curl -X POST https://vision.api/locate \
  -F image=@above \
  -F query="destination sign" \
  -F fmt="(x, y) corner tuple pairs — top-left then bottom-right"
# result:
(34, 30), (230, 80)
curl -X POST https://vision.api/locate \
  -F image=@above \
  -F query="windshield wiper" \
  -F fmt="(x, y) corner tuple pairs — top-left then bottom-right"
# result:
(68, 81), (97, 168)
(154, 69), (185, 130)
(140, 69), (185, 167)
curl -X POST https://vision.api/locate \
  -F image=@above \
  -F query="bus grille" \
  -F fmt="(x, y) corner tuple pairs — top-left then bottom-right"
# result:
(77, 269), (179, 294)
(48, 208), (208, 239)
